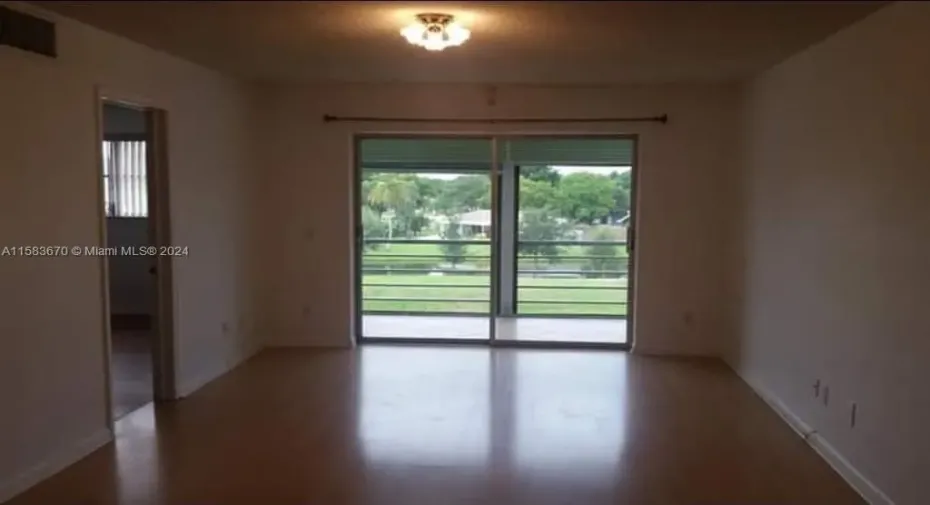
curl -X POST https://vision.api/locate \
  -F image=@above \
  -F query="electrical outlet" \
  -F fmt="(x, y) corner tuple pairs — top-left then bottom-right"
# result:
(823, 385), (830, 406)
(850, 402), (858, 428)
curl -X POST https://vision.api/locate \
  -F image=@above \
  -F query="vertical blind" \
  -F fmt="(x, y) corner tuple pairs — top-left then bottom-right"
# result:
(102, 140), (148, 217)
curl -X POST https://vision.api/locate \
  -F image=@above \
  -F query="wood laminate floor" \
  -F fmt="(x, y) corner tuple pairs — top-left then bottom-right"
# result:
(363, 315), (628, 343)
(6, 346), (863, 505)
(111, 330), (153, 419)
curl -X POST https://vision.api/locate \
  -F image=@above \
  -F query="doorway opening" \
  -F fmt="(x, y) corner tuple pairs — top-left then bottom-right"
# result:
(354, 135), (636, 348)
(99, 99), (175, 422)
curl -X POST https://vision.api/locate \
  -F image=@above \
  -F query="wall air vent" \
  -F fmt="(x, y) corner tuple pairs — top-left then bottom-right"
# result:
(0, 6), (57, 58)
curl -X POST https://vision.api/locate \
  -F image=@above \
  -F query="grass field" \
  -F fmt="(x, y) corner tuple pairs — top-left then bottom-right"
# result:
(365, 242), (628, 261)
(364, 242), (629, 279)
(362, 274), (628, 316)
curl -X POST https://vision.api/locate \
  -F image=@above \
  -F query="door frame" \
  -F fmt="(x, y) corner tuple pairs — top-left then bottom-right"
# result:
(95, 88), (177, 431)
(351, 133), (639, 351)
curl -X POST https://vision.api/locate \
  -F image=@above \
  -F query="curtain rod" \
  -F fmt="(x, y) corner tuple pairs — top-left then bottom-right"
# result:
(322, 114), (668, 124)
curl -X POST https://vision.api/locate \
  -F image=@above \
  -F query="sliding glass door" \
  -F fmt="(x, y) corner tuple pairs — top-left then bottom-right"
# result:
(494, 137), (634, 345)
(357, 137), (495, 341)
(355, 135), (635, 347)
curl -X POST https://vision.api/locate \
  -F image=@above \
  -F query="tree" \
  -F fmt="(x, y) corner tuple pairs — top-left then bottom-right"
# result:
(556, 172), (616, 224)
(440, 218), (467, 268)
(519, 176), (558, 210)
(360, 179), (374, 210)
(361, 205), (388, 251)
(519, 208), (567, 276)
(519, 165), (561, 185)
(609, 169), (632, 221)
(435, 175), (490, 214)
(584, 228), (624, 278)
(367, 174), (418, 211)
(414, 177), (444, 211)
(610, 182), (630, 221)
(406, 214), (431, 236)
(367, 174), (424, 238)
(611, 169), (632, 193)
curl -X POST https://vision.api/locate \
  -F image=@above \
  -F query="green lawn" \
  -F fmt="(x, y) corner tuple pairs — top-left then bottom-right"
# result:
(362, 274), (628, 316)
(366, 241), (628, 256)
(364, 242), (628, 271)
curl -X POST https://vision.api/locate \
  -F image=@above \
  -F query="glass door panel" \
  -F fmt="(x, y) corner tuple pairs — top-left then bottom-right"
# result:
(495, 137), (634, 345)
(357, 138), (494, 341)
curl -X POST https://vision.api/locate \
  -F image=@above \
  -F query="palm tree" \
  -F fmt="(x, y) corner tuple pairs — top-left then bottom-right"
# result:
(366, 175), (419, 238)
(367, 175), (417, 208)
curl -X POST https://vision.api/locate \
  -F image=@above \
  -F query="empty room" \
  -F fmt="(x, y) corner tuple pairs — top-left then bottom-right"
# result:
(1, 1), (927, 505)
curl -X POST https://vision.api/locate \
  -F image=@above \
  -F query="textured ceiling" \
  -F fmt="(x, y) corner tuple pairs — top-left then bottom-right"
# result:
(37, 1), (885, 84)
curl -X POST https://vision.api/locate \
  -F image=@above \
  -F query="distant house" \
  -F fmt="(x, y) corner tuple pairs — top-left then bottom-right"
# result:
(432, 209), (630, 239)
(429, 209), (500, 237)
(427, 210), (492, 237)
(456, 209), (492, 236)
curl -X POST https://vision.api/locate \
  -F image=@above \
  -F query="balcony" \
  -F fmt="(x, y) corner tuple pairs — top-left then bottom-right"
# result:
(361, 238), (628, 344)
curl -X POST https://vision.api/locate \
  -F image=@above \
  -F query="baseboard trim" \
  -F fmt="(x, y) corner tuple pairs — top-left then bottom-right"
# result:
(630, 345), (716, 358)
(177, 366), (222, 398)
(0, 428), (113, 503)
(265, 339), (354, 348)
(807, 430), (896, 505)
(177, 343), (263, 398)
(730, 363), (894, 505)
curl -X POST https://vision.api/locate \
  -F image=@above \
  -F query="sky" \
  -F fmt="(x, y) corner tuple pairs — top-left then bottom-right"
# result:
(552, 165), (631, 176)
(419, 165), (631, 180)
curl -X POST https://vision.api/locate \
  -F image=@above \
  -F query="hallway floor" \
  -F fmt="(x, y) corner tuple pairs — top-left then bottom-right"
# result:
(110, 330), (153, 419)
(7, 347), (863, 505)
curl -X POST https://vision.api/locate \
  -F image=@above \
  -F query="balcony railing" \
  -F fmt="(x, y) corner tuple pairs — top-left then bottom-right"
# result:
(361, 238), (628, 317)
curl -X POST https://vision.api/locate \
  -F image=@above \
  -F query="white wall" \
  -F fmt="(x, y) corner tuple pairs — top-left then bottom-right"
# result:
(0, 2), (259, 501)
(253, 82), (740, 354)
(731, 2), (930, 504)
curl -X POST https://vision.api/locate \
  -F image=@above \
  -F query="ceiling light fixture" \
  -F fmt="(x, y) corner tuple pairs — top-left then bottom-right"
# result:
(400, 13), (470, 51)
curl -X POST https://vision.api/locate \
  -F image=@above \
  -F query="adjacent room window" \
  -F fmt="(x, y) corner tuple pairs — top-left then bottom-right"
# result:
(102, 140), (148, 217)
